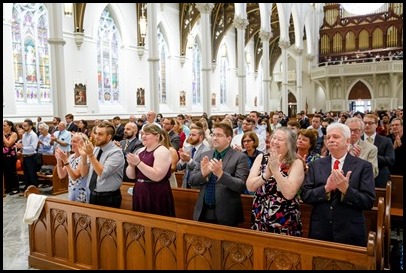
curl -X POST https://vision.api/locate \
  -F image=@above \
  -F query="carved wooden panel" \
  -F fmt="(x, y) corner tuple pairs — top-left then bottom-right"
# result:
(50, 208), (68, 260)
(265, 248), (302, 270)
(222, 241), (253, 270)
(31, 210), (47, 254)
(73, 213), (92, 266)
(152, 228), (177, 270)
(313, 256), (356, 270)
(184, 234), (216, 270)
(123, 222), (146, 270)
(97, 218), (118, 269)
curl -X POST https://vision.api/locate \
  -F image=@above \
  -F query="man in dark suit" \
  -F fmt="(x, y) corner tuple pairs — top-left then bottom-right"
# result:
(301, 122), (375, 247)
(119, 122), (143, 182)
(65, 113), (78, 132)
(112, 116), (124, 141)
(362, 114), (395, 188)
(162, 118), (181, 151)
(189, 123), (249, 227)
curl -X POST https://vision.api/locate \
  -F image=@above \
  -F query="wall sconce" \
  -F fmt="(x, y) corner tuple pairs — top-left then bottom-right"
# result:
(64, 3), (73, 17)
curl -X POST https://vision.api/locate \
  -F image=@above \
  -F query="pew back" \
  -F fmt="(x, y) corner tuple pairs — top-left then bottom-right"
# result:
(27, 196), (377, 270)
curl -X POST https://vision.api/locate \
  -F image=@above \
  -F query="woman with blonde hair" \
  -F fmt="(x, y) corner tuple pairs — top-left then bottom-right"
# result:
(126, 124), (175, 217)
(160, 129), (179, 188)
(173, 118), (186, 148)
(55, 132), (90, 202)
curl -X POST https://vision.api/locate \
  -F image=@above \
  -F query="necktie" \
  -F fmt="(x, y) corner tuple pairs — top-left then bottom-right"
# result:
(124, 139), (129, 151)
(204, 151), (221, 206)
(186, 147), (197, 187)
(333, 159), (340, 170)
(89, 149), (103, 191)
(367, 137), (373, 144)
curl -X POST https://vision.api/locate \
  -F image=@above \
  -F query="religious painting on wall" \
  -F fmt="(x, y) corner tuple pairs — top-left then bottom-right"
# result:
(74, 83), (87, 105)
(137, 88), (145, 105)
(211, 93), (216, 106)
(180, 91), (186, 106)
(235, 95), (239, 106)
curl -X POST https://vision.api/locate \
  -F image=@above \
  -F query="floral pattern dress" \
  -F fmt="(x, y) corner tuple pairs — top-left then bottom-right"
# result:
(251, 159), (302, 236)
(67, 155), (89, 203)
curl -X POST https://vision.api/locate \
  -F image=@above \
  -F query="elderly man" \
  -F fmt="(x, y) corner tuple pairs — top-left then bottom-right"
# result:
(301, 122), (375, 247)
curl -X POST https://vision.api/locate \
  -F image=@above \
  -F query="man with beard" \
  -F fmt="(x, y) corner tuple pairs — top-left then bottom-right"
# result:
(177, 125), (211, 188)
(79, 121), (125, 208)
(118, 122), (144, 182)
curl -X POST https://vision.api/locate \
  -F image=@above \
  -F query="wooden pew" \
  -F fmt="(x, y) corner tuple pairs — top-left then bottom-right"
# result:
(26, 192), (379, 270)
(18, 154), (68, 195)
(389, 175), (403, 217)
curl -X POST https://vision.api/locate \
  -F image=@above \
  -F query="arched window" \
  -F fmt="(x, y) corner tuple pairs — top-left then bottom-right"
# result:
(97, 7), (121, 103)
(192, 42), (201, 105)
(12, 3), (51, 104)
(157, 27), (169, 104)
(219, 44), (228, 105)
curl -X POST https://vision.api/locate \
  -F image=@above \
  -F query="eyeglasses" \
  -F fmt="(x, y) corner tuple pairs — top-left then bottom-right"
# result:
(242, 139), (254, 143)
(211, 133), (226, 138)
(364, 121), (376, 125)
(350, 129), (361, 134)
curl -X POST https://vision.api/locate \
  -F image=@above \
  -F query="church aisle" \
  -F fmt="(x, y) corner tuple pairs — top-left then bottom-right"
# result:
(3, 191), (67, 270)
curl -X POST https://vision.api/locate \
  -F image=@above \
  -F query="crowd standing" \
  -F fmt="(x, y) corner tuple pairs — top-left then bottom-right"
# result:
(3, 107), (403, 247)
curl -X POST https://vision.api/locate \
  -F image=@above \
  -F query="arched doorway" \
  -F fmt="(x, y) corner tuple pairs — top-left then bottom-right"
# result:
(348, 81), (372, 112)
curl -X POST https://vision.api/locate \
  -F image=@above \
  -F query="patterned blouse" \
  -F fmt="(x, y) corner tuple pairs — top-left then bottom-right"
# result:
(251, 158), (302, 236)
(3, 133), (17, 157)
(67, 155), (89, 203)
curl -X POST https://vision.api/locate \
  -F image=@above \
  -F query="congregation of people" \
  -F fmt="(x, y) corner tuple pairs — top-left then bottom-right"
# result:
(2, 107), (403, 247)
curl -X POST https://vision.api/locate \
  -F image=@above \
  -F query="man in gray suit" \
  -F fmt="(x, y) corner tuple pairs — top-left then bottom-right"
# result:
(177, 126), (210, 188)
(346, 117), (379, 178)
(189, 123), (249, 227)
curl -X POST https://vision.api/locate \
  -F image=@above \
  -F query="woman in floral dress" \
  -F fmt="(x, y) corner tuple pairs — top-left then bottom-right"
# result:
(246, 127), (305, 236)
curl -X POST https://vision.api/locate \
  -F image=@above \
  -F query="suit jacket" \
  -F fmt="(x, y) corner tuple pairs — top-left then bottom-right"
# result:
(168, 130), (181, 151)
(120, 138), (144, 182)
(362, 134), (395, 188)
(300, 154), (376, 246)
(113, 124), (124, 141)
(189, 147), (249, 227)
(176, 143), (211, 188)
(356, 140), (379, 178)
(66, 122), (78, 132)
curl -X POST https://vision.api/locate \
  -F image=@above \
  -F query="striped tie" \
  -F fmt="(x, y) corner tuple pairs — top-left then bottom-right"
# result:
(367, 137), (373, 144)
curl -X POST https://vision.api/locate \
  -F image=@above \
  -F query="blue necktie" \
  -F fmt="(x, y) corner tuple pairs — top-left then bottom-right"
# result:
(204, 151), (221, 206)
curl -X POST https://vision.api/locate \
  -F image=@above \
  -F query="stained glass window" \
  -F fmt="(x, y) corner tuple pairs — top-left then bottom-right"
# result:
(157, 27), (168, 104)
(97, 7), (120, 103)
(12, 3), (51, 103)
(192, 42), (201, 105)
(219, 45), (228, 105)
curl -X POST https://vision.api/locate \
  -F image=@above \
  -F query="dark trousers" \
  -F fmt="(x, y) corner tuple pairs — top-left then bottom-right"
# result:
(199, 204), (218, 224)
(2, 156), (19, 192)
(22, 155), (39, 190)
(89, 189), (122, 208)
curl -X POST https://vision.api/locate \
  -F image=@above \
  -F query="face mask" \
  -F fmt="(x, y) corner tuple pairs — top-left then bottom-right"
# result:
(321, 127), (327, 135)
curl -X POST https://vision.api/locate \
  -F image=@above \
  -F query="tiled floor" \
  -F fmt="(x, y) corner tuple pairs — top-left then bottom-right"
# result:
(2, 189), (67, 270)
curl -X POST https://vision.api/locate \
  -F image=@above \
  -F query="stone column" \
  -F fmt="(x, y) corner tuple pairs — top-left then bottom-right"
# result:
(146, 3), (159, 112)
(48, 3), (67, 117)
(279, 39), (290, 114)
(233, 16), (249, 114)
(196, 3), (214, 116)
(259, 30), (272, 112)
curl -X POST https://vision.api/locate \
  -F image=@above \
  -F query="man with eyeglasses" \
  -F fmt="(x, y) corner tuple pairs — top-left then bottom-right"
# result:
(231, 117), (266, 152)
(345, 117), (378, 178)
(362, 114), (394, 188)
(189, 123), (249, 227)
(162, 118), (181, 151)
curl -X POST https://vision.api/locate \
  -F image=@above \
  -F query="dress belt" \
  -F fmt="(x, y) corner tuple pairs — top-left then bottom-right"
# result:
(137, 179), (154, 183)
(23, 154), (36, 157)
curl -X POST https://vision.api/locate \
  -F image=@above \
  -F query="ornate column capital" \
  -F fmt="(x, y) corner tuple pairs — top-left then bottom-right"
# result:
(195, 3), (214, 14)
(278, 39), (290, 49)
(305, 54), (315, 61)
(233, 16), (249, 30)
(292, 46), (303, 55)
(259, 30), (273, 42)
